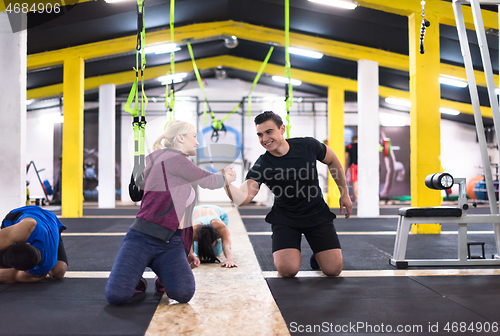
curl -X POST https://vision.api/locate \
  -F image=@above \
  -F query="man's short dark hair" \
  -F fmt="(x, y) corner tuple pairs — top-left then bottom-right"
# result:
(254, 111), (283, 128)
(2, 243), (40, 271)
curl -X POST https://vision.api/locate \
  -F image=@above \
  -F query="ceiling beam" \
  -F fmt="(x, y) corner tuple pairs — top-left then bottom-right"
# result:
(356, 0), (498, 31)
(27, 54), (493, 119)
(27, 20), (498, 89)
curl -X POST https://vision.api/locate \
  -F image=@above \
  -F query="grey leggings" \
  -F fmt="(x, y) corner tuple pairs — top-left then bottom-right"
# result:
(105, 228), (195, 305)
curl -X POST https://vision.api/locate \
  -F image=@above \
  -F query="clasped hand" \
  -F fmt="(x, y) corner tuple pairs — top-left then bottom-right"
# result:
(220, 166), (236, 184)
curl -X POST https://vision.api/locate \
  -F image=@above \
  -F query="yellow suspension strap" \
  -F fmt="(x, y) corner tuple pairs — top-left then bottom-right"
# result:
(187, 42), (274, 141)
(188, 42), (274, 141)
(217, 46), (273, 140)
(223, 46), (274, 129)
(187, 42), (222, 141)
(284, 0), (292, 138)
(165, 0), (176, 125)
(187, 41), (214, 126)
(124, 0), (148, 198)
(246, 46), (274, 119)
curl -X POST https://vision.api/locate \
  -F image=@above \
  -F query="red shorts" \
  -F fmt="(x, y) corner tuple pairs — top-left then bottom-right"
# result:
(348, 164), (358, 182)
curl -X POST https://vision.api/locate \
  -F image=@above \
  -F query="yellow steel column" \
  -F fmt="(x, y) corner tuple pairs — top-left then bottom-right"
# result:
(409, 11), (442, 233)
(62, 55), (84, 218)
(327, 85), (345, 208)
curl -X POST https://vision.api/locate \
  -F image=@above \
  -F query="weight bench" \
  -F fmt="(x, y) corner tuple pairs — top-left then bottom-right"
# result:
(390, 173), (500, 269)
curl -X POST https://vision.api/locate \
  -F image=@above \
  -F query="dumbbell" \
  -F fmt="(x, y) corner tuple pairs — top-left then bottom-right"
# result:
(379, 138), (400, 157)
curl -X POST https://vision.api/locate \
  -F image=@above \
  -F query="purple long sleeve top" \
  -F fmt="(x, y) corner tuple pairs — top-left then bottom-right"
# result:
(133, 148), (225, 253)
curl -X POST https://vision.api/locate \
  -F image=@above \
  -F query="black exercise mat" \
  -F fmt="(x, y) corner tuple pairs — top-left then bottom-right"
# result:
(82, 208), (140, 216)
(267, 276), (498, 336)
(0, 278), (160, 336)
(238, 206), (271, 216)
(240, 218), (272, 232)
(415, 275), (500, 322)
(59, 218), (133, 233)
(63, 236), (124, 271)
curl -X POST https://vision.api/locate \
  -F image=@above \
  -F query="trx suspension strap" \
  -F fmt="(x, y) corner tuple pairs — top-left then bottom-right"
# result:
(218, 45), (275, 133)
(284, 0), (292, 138)
(187, 42), (273, 141)
(247, 46), (274, 119)
(166, 0), (176, 124)
(125, 0), (148, 199)
(216, 47), (274, 141)
(187, 41), (214, 127)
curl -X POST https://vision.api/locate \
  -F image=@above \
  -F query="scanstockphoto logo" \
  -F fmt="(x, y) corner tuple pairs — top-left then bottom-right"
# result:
(2, 0), (80, 33)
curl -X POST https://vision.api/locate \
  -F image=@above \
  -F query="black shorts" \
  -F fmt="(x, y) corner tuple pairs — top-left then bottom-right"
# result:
(268, 207), (341, 253)
(57, 226), (68, 265)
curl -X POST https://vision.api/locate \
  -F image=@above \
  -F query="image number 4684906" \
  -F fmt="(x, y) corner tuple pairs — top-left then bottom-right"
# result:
(2, 1), (78, 33)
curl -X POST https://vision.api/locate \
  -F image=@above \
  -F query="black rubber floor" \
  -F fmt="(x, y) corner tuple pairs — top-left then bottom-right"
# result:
(50, 207), (140, 217)
(267, 276), (500, 336)
(60, 217), (134, 233)
(2, 204), (499, 336)
(241, 205), (500, 335)
(0, 278), (160, 336)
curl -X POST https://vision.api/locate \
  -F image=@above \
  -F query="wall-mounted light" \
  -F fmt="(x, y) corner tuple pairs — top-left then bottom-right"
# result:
(440, 107), (460, 115)
(144, 43), (181, 55)
(288, 47), (323, 59)
(272, 76), (302, 86)
(384, 97), (411, 108)
(104, 0), (134, 3)
(39, 113), (64, 125)
(308, 0), (357, 10)
(380, 113), (408, 127)
(439, 75), (468, 88)
(159, 73), (188, 85)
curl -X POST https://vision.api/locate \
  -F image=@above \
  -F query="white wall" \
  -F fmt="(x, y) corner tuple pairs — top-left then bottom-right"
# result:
(25, 108), (59, 199)
(441, 119), (499, 196)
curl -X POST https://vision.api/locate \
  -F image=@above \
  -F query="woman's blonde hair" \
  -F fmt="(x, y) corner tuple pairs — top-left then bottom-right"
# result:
(152, 120), (196, 151)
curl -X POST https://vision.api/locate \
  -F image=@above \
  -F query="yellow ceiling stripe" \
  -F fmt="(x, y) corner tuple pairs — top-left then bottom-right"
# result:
(27, 54), (493, 118)
(28, 20), (497, 89)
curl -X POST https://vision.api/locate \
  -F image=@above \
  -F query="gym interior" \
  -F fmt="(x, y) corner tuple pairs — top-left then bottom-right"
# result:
(2, 0), (500, 335)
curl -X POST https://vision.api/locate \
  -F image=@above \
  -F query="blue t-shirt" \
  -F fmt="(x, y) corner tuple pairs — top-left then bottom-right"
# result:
(2, 206), (65, 275)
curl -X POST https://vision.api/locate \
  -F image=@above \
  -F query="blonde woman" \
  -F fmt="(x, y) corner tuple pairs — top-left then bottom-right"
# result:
(105, 120), (235, 305)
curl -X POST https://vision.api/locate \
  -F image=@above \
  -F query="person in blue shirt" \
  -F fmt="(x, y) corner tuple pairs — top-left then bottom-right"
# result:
(0, 206), (68, 283)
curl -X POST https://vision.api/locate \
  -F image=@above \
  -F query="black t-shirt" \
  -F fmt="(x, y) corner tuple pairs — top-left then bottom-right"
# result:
(345, 142), (358, 166)
(246, 137), (328, 218)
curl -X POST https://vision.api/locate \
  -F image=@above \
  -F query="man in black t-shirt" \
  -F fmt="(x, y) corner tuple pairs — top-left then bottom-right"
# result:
(222, 111), (352, 277)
